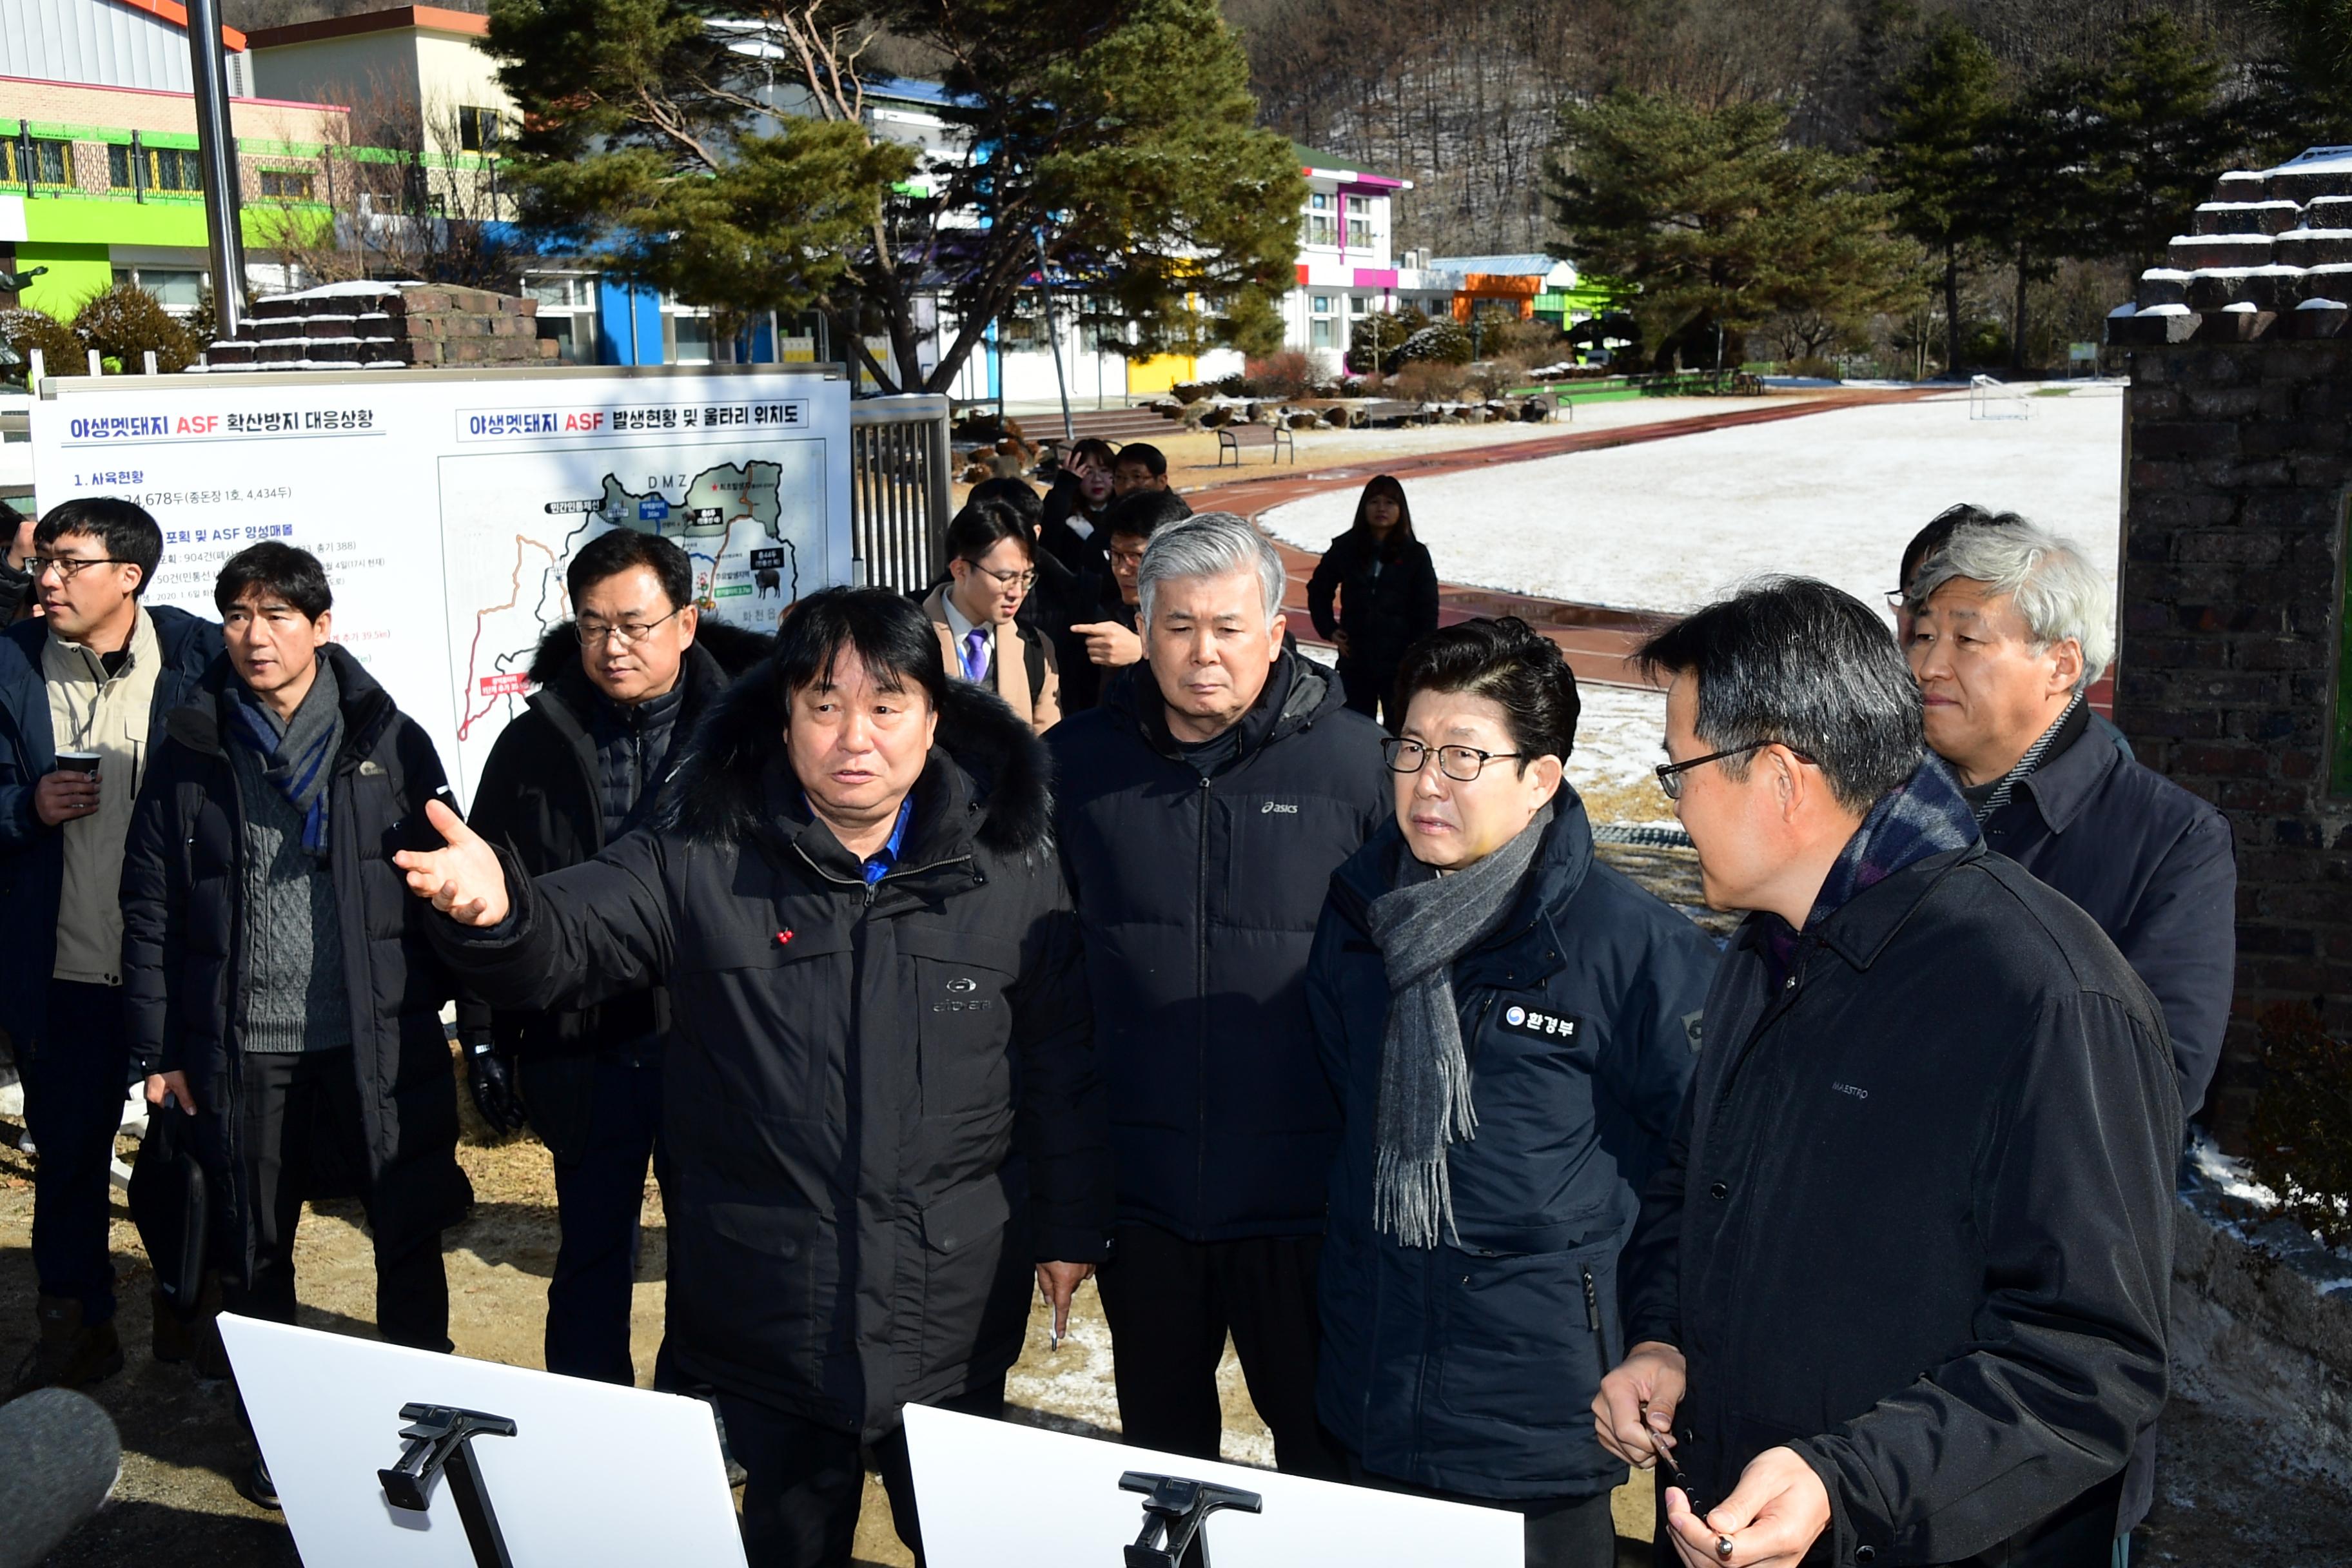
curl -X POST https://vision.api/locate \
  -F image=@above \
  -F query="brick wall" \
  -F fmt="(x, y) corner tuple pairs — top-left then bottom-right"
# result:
(2113, 342), (2352, 1139)
(2109, 145), (2352, 1142)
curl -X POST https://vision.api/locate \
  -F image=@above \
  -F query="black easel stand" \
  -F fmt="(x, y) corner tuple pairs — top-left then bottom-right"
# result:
(378, 1403), (521, 1568)
(1119, 1470), (1264, 1568)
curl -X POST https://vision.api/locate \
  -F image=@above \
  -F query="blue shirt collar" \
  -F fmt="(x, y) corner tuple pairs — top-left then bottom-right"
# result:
(798, 791), (917, 884)
(852, 794), (915, 885)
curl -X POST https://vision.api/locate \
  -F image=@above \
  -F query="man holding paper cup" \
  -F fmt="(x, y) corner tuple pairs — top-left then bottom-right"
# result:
(396, 586), (1113, 1568)
(0, 498), (219, 1398)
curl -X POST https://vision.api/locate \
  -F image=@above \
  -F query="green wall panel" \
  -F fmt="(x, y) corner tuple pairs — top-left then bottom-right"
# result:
(15, 244), (113, 318)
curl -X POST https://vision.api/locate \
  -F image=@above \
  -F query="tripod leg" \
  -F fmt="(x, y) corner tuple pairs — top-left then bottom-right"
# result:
(444, 1439), (516, 1568)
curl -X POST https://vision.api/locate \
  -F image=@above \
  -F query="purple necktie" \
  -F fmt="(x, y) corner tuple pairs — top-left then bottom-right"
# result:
(961, 627), (989, 683)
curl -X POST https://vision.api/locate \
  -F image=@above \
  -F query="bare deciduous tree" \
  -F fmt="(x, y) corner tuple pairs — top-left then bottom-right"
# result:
(249, 67), (513, 289)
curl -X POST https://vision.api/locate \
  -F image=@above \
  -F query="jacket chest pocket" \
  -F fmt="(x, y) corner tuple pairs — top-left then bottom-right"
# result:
(346, 766), (414, 941)
(674, 919), (852, 1117)
(901, 925), (1021, 1120)
(184, 795), (239, 956)
(1467, 992), (1597, 1112)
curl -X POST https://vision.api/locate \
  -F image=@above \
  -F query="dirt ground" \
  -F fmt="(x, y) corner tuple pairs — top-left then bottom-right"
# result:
(0, 1114), (1663, 1567)
(10, 1065), (2350, 1567)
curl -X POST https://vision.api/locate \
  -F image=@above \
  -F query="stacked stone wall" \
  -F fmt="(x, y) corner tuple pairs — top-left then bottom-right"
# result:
(2109, 146), (2352, 1140)
(202, 282), (556, 371)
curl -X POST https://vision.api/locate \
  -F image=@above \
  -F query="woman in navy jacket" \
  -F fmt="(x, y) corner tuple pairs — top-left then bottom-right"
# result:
(1307, 618), (1715, 1568)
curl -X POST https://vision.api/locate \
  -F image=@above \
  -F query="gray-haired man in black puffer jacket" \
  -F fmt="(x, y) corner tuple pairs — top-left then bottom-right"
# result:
(1046, 511), (1389, 1480)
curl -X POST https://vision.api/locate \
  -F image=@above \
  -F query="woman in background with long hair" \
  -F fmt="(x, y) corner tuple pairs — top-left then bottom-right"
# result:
(1307, 475), (1440, 733)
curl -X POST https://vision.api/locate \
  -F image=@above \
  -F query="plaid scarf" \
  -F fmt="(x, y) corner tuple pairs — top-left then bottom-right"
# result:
(231, 659), (343, 861)
(1766, 755), (1979, 977)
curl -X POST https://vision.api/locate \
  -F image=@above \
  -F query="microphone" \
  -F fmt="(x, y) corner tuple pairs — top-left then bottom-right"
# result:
(0, 1387), (123, 1567)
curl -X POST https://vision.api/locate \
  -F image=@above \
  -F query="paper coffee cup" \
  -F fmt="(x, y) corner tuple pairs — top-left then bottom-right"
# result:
(55, 750), (101, 774)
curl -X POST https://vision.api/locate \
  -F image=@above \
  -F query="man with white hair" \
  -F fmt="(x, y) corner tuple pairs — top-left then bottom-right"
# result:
(1907, 520), (2235, 1117)
(1908, 520), (2234, 1565)
(1045, 511), (1388, 1478)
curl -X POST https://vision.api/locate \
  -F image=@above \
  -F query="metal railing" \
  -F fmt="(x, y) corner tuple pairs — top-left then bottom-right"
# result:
(848, 394), (954, 593)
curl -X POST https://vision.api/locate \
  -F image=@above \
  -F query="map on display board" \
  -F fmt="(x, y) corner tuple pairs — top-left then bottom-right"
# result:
(30, 364), (851, 803)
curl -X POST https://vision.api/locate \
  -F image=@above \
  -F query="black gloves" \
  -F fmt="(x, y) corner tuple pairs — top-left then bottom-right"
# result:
(461, 1033), (527, 1136)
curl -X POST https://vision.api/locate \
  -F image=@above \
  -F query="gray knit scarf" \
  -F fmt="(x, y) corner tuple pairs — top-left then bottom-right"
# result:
(1365, 801), (1554, 1249)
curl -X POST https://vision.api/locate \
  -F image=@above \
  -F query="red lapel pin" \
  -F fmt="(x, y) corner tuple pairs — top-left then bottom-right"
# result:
(776, 929), (794, 946)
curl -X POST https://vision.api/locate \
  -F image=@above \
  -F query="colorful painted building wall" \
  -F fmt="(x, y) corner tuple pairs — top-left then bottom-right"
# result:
(0, 75), (344, 318)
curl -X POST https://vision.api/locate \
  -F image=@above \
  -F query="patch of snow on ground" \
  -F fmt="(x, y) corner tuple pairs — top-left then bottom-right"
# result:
(1569, 685), (1677, 827)
(1261, 389), (2123, 615)
(2191, 1129), (2280, 1209)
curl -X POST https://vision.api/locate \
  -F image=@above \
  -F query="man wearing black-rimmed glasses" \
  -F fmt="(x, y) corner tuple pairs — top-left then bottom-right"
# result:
(458, 527), (772, 1388)
(1596, 577), (2179, 1568)
(1, 497), (219, 1396)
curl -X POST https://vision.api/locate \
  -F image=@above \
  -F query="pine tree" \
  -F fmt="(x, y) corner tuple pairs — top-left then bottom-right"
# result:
(1545, 93), (1907, 373)
(1872, 21), (2006, 377)
(2257, 0), (2352, 139)
(486, 0), (1306, 393)
(2032, 17), (2233, 272)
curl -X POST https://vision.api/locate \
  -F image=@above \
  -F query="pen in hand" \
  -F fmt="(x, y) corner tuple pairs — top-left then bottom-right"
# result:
(1653, 1435), (1732, 1560)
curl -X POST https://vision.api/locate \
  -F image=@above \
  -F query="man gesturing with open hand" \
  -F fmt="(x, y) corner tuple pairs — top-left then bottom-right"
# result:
(402, 589), (1113, 1568)
(393, 798), (509, 926)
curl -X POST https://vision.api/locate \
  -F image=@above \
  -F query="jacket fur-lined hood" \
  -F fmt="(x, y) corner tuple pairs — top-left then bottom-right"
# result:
(666, 663), (1054, 856)
(525, 616), (777, 688)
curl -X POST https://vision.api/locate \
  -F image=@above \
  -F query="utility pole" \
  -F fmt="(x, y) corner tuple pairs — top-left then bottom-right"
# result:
(185, 0), (248, 338)
(1035, 231), (1073, 444)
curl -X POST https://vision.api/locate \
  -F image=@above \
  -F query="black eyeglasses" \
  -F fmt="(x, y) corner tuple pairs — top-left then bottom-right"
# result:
(29, 556), (129, 582)
(576, 604), (685, 647)
(962, 560), (1038, 591)
(1654, 741), (1816, 800)
(1383, 736), (1524, 782)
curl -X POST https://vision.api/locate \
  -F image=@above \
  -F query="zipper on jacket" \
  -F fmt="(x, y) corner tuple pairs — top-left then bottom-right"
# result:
(1195, 772), (1212, 1215)
(1582, 1264), (1608, 1376)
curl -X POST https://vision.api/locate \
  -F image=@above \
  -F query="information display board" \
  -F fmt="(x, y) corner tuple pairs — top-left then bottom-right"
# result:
(30, 363), (850, 803)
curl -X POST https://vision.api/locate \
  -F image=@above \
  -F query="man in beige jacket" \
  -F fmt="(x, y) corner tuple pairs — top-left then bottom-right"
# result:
(2, 498), (220, 1395)
(922, 498), (1060, 734)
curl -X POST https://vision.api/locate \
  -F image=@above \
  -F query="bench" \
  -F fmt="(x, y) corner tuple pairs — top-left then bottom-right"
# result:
(1355, 399), (1429, 428)
(1217, 421), (1295, 466)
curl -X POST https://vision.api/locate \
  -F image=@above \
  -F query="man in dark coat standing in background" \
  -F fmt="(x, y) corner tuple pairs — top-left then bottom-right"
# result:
(459, 527), (770, 1388)
(1061, 487), (1190, 714)
(1597, 578), (2179, 1568)
(124, 543), (472, 1506)
(1906, 518), (2235, 1558)
(1047, 511), (1388, 1477)
(1, 497), (220, 1395)
(1907, 518), (2234, 1115)
(395, 588), (1112, 1568)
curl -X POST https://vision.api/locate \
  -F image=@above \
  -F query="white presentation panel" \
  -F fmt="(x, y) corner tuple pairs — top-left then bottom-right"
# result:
(905, 1404), (1525, 1567)
(218, 1314), (748, 1568)
(30, 364), (851, 803)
